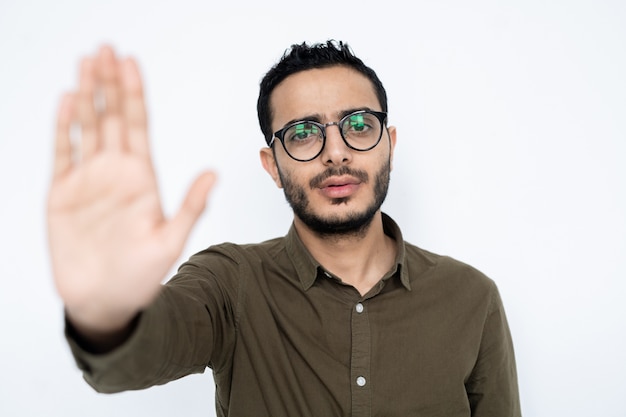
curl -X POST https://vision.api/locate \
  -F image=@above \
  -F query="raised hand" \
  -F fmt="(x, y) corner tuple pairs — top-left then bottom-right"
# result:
(48, 46), (216, 340)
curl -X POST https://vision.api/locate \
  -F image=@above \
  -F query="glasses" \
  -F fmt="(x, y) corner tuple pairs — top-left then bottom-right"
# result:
(269, 110), (388, 162)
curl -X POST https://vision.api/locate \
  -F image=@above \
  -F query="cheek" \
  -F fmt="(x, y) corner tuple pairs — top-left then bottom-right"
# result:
(269, 149), (298, 189)
(278, 163), (317, 195)
(275, 160), (296, 189)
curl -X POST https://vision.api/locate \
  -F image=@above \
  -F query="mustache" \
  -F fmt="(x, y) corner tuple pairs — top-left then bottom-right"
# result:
(309, 166), (369, 189)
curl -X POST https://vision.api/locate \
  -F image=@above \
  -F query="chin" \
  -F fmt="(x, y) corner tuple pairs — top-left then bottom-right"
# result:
(297, 204), (379, 238)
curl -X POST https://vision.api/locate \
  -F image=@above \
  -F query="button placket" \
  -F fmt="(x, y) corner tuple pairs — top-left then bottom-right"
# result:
(350, 300), (371, 416)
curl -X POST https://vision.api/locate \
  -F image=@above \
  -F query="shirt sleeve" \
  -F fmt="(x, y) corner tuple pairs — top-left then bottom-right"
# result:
(65, 252), (239, 393)
(465, 284), (522, 416)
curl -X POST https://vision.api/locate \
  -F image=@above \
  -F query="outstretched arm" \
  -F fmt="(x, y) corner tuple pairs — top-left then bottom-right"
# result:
(48, 46), (216, 351)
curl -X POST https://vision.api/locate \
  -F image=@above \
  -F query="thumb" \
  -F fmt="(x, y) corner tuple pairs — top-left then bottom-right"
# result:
(165, 170), (217, 246)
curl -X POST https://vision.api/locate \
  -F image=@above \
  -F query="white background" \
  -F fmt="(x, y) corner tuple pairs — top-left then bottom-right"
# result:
(1, 0), (625, 416)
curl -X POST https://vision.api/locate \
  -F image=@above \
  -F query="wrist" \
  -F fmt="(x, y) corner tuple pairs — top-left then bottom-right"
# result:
(65, 308), (141, 354)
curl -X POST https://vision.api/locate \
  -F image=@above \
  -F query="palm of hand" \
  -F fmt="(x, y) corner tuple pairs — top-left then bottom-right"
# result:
(49, 151), (168, 315)
(48, 46), (215, 331)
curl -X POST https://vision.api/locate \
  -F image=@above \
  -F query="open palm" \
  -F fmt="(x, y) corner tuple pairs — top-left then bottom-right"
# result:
(48, 47), (215, 334)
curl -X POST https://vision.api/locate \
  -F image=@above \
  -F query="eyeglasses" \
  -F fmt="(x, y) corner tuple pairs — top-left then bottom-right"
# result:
(268, 110), (388, 162)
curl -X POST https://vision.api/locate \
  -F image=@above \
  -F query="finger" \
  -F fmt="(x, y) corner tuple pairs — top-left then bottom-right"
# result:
(96, 45), (121, 115)
(53, 93), (74, 177)
(164, 171), (218, 247)
(100, 116), (125, 153)
(77, 58), (99, 159)
(96, 46), (125, 151)
(121, 58), (150, 157)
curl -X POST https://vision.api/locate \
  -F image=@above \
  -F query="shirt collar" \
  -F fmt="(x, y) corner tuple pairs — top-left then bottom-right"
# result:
(284, 212), (411, 292)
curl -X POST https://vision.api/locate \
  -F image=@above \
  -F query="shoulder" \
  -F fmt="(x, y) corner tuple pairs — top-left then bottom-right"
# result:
(163, 236), (289, 302)
(177, 236), (287, 274)
(403, 242), (498, 301)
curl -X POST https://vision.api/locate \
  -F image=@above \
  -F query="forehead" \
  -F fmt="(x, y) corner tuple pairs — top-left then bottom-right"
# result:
(269, 66), (380, 130)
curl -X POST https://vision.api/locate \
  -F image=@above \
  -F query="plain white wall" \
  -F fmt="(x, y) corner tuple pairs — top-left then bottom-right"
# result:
(1, 0), (624, 415)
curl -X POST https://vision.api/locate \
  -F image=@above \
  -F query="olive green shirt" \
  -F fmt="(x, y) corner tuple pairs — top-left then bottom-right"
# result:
(67, 214), (521, 416)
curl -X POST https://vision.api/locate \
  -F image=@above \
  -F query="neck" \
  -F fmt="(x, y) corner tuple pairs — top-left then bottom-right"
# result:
(294, 211), (397, 296)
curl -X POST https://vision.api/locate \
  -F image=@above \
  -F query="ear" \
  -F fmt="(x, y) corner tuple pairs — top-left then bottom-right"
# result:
(260, 147), (283, 188)
(387, 126), (397, 171)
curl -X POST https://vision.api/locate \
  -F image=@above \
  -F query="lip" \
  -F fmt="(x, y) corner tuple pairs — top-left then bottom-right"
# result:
(317, 176), (362, 199)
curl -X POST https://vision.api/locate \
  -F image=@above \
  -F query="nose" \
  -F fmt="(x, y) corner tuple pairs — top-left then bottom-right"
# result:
(320, 123), (352, 166)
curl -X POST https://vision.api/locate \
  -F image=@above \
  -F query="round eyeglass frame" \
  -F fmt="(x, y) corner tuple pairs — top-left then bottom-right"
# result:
(268, 110), (388, 162)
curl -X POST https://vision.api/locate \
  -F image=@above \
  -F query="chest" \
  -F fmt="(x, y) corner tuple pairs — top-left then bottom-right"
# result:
(224, 276), (482, 417)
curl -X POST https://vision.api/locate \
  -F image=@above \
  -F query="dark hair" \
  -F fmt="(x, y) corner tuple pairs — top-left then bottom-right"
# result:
(257, 40), (388, 145)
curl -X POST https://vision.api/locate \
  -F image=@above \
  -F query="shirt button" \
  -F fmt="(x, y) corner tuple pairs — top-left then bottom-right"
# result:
(355, 303), (364, 313)
(356, 376), (367, 387)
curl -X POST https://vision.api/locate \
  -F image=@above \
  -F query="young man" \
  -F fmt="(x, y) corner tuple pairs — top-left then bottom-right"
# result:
(49, 41), (521, 416)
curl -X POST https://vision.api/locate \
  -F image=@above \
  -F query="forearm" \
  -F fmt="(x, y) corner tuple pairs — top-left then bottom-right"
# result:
(65, 285), (216, 393)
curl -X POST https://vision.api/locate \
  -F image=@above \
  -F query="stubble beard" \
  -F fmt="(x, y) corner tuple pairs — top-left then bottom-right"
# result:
(277, 160), (391, 239)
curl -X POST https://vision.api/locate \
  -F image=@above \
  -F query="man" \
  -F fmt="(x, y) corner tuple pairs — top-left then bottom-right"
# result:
(48, 40), (521, 416)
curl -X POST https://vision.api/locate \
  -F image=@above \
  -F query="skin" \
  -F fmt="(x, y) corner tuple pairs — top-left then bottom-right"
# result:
(260, 66), (398, 295)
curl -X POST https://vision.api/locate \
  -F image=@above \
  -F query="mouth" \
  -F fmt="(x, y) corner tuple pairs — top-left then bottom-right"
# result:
(318, 175), (361, 188)
(309, 167), (369, 200)
(317, 176), (362, 199)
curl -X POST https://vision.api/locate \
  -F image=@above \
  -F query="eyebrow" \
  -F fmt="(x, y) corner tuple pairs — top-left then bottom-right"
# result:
(280, 107), (377, 129)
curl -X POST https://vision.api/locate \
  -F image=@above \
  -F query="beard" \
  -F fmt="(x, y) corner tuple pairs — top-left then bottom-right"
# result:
(277, 160), (391, 238)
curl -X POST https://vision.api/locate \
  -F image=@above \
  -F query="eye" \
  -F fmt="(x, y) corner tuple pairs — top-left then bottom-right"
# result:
(286, 123), (321, 143)
(348, 114), (366, 131)
(344, 113), (375, 134)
